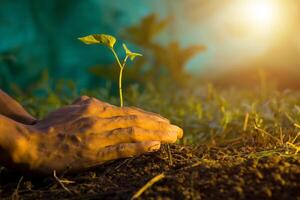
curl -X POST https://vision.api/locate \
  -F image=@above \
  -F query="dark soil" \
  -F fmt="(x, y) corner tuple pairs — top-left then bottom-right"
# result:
(0, 144), (299, 200)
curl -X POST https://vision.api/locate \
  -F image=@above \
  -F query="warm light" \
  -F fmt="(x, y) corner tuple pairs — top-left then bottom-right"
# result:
(242, 0), (279, 31)
(246, 0), (275, 27)
(232, 0), (283, 38)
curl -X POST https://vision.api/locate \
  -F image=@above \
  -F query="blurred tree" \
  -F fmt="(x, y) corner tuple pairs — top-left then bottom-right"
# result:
(89, 14), (205, 86)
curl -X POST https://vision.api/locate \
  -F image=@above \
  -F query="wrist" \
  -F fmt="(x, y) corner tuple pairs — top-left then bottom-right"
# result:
(0, 115), (39, 172)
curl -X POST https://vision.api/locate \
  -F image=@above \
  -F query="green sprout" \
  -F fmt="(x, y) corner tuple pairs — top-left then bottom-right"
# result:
(78, 34), (142, 107)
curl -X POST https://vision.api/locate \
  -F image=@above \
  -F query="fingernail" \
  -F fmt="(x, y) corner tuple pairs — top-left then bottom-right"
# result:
(148, 142), (161, 152)
(170, 125), (183, 139)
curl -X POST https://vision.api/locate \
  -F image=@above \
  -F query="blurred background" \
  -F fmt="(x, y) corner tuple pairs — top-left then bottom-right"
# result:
(1, 0), (300, 94)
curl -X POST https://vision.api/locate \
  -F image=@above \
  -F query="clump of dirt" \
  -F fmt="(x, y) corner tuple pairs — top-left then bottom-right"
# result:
(0, 144), (299, 199)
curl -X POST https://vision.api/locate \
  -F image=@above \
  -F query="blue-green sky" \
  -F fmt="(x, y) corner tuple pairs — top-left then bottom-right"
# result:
(1, 0), (300, 89)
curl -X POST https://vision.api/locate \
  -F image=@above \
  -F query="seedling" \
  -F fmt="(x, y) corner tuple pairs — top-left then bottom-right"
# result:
(78, 34), (142, 107)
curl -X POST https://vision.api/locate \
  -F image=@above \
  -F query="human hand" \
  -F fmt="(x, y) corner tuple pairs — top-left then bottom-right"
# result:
(0, 96), (182, 175)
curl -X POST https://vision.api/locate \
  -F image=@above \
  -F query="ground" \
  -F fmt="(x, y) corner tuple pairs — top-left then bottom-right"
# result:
(1, 83), (300, 199)
(0, 144), (299, 199)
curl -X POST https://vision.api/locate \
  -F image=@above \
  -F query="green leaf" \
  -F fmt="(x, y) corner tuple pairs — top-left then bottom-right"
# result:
(78, 34), (116, 48)
(122, 43), (142, 61)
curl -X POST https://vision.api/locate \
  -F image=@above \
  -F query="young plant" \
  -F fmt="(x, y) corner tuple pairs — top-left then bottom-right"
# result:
(78, 34), (142, 107)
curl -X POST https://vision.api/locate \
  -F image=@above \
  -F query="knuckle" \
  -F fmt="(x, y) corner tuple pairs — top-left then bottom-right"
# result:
(127, 115), (138, 121)
(126, 127), (138, 140)
(77, 117), (98, 130)
(82, 97), (95, 106)
(80, 95), (90, 100)
(88, 98), (97, 106)
(83, 103), (93, 114)
(82, 101), (100, 115)
(127, 127), (135, 135)
(73, 96), (90, 104)
(110, 116), (121, 123)
(113, 115), (138, 123)
(109, 128), (124, 138)
(69, 135), (82, 144)
(89, 97), (98, 104)
(116, 144), (127, 153)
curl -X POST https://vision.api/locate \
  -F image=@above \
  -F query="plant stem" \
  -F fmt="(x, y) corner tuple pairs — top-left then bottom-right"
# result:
(119, 56), (129, 107)
(122, 56), (129, 68)
(111, 48), (128, 107)
(111, 48), (122, 69)
(119, 67), (124, 107)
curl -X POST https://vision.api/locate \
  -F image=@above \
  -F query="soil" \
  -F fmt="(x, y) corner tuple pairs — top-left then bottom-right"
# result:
(0, 144), (299, 200)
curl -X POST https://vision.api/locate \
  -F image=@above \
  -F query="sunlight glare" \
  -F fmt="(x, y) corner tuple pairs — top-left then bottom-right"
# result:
(248, 1), (274, 26)
(230, 0), (286, 39)
(242, 0), (279, 32)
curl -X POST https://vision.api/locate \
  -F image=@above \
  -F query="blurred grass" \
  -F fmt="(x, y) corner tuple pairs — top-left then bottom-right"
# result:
(14, 80), (300, 151)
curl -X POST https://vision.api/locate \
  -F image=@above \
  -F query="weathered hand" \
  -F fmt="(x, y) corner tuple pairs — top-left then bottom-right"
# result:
(0, 96), (183, 175)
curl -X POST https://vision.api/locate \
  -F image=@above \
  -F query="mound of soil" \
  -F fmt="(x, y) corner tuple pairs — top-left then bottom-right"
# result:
(0, 144), (299, 199)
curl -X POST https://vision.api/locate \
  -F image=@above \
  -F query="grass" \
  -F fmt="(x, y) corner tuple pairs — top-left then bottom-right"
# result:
(15, 80), (300, 153)
(1, 81), (300, 199)
(10, 79), (300, 166)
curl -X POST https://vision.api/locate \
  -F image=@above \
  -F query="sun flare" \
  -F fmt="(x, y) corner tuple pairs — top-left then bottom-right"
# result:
(232, 0), (284, 38)
(246, 0), (275, 27)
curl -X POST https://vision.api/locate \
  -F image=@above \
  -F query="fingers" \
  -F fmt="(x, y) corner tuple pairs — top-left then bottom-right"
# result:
(78, 115), (183, 139)
(71, 96), (183, 139)
(72, 96), (90, 104)
(106, 127), (178, 144)
(97, 141), (161, 162)
(120, 107), (170, 123)
(71, 96), (169, 123)
(72, 96), (110, 107)
(102, 106), (170, 124)
(85, 126), (178, 150)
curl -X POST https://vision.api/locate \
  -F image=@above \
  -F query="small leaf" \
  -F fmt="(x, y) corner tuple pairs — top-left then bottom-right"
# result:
(78, 34), (116, 48)
(122, 43), (142, 61)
